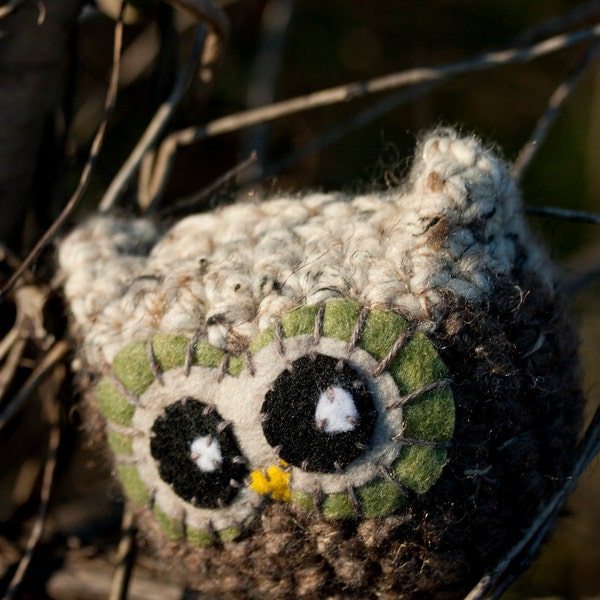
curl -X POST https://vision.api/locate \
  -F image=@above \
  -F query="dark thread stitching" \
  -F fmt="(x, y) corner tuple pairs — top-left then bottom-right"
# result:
(274, 320), (286, 356)
(348, 306), (370, 352)
(392, 435), (451, 449)
(377, 464), (409, 494)
(347, 484), (361, 516)
(386, 379), (451, 410)
(312, 484), (323, 514)
(108, 372), (143, 405)
(180, 508), (188, 542)
(106, 421), (144, 438)
(313, 302), (325, 345)
(217, 354), (229, 383)
(372, 327), (415, 377)
(185, 331), (202, 376)
(148, 487), (157, 510)
(217, 420), (233, 434)
(114, 455), (138, 465)
(244, 350), (256, 376)
(146, 339), (164, 386)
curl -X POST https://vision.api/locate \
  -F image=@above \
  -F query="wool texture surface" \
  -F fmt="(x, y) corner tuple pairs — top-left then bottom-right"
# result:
(58, 128), (583, 598)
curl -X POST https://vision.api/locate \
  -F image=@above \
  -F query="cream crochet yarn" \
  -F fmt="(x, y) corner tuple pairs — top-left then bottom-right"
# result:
(58, 128), (582, 599)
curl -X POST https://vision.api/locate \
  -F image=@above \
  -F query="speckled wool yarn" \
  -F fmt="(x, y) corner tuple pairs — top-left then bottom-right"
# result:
(59, 128), (583, 599)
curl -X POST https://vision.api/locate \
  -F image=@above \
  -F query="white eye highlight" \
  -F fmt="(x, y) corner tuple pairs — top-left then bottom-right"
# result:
(315, 386), (359, 434)
(190, 435), (223, 472)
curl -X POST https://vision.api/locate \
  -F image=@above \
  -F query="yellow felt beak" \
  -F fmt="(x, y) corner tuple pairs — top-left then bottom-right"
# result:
(249, 461), (291, 502)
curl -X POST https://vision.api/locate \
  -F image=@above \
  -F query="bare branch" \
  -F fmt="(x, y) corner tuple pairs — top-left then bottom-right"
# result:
(262, 83), (437, 179)
(3, 396), (61, 600)
(0, 340), (70, 432)
(108, 505), (136, 600)
(98, 25), (208, 212)
(525, 204), (600, 225)
(513, 41), (600, 179)
(512, 0), (600, 46)
(141, 22), (600, 201)
(0, 0), (27, 20)
(157, 151), (258, 215)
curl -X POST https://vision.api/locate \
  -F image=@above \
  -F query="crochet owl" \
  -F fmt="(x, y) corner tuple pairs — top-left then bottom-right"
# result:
(58, 129), (582, 598)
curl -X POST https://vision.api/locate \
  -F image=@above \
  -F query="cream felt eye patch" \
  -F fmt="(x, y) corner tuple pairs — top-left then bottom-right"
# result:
(58, 128), (583, 598)
(95, 299), (454, 543)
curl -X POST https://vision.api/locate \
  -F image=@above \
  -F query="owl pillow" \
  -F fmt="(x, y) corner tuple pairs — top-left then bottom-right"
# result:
(58, 128), (583, 598)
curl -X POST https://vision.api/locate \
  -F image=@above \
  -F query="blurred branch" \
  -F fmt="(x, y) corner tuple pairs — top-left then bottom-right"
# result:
(0, 0), (32, 21)
(166, 0), (229, 86)
(512, 0), (600, 45)
(513, 40), (600, 179)
(0, 284), (51, 401)
(0, 3), (126, 305)
(108, 505), (136, 600)
(465, 403), (600, 600)
(158, 150), (257, 215)
(0, 340), (70, 432)
(99, 0), (230, 212)
(140, 21), (600, 204)
(2, 395), (61, 600)
(525, 205), (600, 224)
(261, 83), (437, 180)
(47, 557), (184, 600)
(98, 25), (208, 212)
(242, 0), (296, 165)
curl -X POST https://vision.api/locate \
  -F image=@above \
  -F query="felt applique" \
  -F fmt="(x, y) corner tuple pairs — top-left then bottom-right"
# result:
(58, 128), (583, 598)
(94, 299), (453, 541)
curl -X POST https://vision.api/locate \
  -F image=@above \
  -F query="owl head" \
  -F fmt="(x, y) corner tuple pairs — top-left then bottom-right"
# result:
(58, 129), (582, 598)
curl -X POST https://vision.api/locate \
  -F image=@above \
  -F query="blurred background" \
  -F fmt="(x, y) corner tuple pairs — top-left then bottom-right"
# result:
(0, 0), (599, 597)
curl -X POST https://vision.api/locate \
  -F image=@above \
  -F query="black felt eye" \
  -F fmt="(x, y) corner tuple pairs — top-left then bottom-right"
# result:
(150, 397), (248, 508)
(260, 354), (377, 472)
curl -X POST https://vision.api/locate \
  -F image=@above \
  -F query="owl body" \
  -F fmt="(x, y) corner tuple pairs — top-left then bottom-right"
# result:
(58, 129), (582, 599)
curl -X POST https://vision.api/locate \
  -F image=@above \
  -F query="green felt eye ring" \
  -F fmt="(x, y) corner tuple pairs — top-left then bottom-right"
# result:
(240, 299), (455, 520)
(96, 336), (264, 546)
(96, 298), (455, 537)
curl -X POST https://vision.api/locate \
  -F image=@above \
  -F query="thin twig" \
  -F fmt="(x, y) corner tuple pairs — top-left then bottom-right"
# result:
(157, 151), (258, 215)
(3, 396), (61, 600)
(262, 83), (438, 179)
(0, 3), (126, 306)
(98, 25), (207, 213)
(147, 21), (600, 188)
(165, 0), (229, 86)
(511, 0), (600, 46)
(525, 204), (600, 224)
(513, 41), (600, 179)
(109, 504), (137, 600)
(464, 404), (600, 600)
(0, 0), (27, 20)
(0, 340), (70, 432)
(0, 336), (27, 400)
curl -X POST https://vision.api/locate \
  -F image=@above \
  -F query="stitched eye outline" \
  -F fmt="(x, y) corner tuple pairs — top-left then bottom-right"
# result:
(95, 336), (262, 546)
(226, 299), (455, 519)
(95, 299), (454, 544)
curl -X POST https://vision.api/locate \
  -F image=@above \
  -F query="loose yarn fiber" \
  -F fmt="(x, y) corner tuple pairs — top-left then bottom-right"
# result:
(59, 128), (583, 598)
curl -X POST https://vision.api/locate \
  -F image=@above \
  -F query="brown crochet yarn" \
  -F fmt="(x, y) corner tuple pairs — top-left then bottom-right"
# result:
(129, 269), (582, 599)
